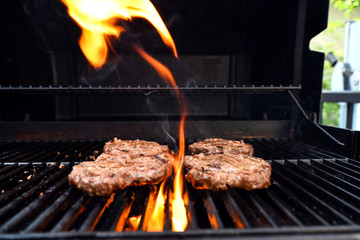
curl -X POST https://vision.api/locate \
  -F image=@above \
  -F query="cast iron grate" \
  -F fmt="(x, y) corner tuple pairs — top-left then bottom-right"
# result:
(0, 139), (360, 239)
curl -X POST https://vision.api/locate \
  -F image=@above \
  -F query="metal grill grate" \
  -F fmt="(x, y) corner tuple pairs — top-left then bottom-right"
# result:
(0, 139), (360, 239)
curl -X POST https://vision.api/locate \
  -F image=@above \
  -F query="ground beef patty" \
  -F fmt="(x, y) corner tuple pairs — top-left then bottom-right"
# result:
(184, 153), (271, 191)
(102, 138), (170, 158)
(188, 138), (254, 156)
(68, 139), (173, 196)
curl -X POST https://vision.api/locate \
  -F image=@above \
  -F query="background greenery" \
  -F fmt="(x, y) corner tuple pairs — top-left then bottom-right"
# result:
(310, 0), (360, 126)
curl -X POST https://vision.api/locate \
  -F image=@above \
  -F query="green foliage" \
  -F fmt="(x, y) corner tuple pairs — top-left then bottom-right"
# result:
(330, 0), (360, 19)
(322, 61), (334, 90)
(312, 1), (360, 126)
(322, 102), (341, 126)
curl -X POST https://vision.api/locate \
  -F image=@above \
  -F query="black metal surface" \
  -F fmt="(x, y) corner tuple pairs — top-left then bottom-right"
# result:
(0, 120), (294, 141)
(0, 139), (360, 239)
(321, 91), (360, 103)
(0, 85), (301, 95)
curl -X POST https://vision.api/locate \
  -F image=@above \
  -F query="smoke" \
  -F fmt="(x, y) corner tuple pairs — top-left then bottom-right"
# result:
(145, 97), (177, 149)
(78, 59), (123, 86)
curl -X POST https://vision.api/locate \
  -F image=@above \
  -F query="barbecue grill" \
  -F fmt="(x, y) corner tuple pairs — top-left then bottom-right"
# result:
(1, 0), (360, 239)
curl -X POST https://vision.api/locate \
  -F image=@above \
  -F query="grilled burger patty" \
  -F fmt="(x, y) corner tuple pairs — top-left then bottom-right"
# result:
(102, 138), (170, 158)
(188, 138), (254, 156)
(68, 139), (173, 196)
(184, 153), (271, 191)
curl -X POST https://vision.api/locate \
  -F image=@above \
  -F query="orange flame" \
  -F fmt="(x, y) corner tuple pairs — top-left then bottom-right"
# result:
(126, 215), (142, 231)
(61, 0), (177, 68)
(135, 46), (188, 231)
(63, 0), (187, 232)
(143, 181), (166, 231)
(171, 114), (188, 231)
(90, 194), (115, 231)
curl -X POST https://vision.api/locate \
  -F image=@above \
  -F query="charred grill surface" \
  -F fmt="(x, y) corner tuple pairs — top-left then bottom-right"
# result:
(0, 139), (360, 238)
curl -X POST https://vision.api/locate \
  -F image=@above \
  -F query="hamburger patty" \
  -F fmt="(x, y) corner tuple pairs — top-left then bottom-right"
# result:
(188, 138), (254, 156)
(68, 139), (173, 196)
(102, 138), (170, 158)
(184, 153), (271, 191)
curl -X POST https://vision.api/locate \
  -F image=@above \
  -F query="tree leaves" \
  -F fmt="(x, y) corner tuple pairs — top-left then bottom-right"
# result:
(330, 0), (360, 19)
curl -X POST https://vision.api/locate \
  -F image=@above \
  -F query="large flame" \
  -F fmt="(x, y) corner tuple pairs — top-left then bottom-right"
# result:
(61, 0), (177, 68)
(144, 181), (166, 231)
(135, 46), (188, 231)
(171, 114), (188, 231)
(63, 0), (188, 232)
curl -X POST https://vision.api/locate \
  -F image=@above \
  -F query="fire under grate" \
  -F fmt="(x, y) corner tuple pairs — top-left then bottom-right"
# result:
(0, 139), (360, 239)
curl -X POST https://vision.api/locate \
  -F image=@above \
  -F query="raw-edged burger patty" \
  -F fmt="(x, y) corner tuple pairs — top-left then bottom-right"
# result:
(188, 138), (254, 156)
(184, 153), (271, 191)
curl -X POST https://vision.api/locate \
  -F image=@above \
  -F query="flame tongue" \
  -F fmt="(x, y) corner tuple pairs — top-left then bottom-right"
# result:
(135, 46), (188, 231)
(145, 181), (167, 231)
(63, 0), (188, 232)
(172, 114), (188, 231)
(61, 0), (177, 68)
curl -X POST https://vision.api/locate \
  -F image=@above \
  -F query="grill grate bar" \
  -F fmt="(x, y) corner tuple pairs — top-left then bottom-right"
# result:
(0, 142), (40, 159)
(249, 139), (280, 160)
(278, 140), (334, 160)
(264, 139), (299, 159)
(202, 192), (224, 229)
(228, 189), (263, 227)
(0, 164), (53, 205)
(1, 139), (360, 235)
(0, 164), (72, 227)
(105, 191), (134, 231)
(0, 164), (18, 176)
(286, 160), (360, 218)
(23, 186), (78, 232)
(134, 187), (151, 231)
(269, 139), (316, 159)
(0, 142), (66, 162)
(264, 189), (304, 226)
(183, 182), (198, 230)
(272, 161), (356, 225)
(0, 84), (302, 95)
(50, 142), (91, 162)
(298, 160), (360, 197)
(347, 159), (360, 167)
(0, 163), (29, 183)
(332, 160), (360, 175)
(0, 141), (104, 163)
(270, 179), (329, 226)
(269, 139), (319, 159)
(220, 192), (249, 228)
(50, 195), (89, 232)
(56, 141), (102, 162)
(78, 197), (110, 232)
(8, 142), (74, 163)
(246, 192), (278, 227)
(0, 176), (69, 232)
(288, 140), (346, 159)
(310, 160), (360, 187)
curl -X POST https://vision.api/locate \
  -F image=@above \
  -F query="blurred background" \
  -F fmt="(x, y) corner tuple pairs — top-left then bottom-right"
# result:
(311, 0), (360, 130)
